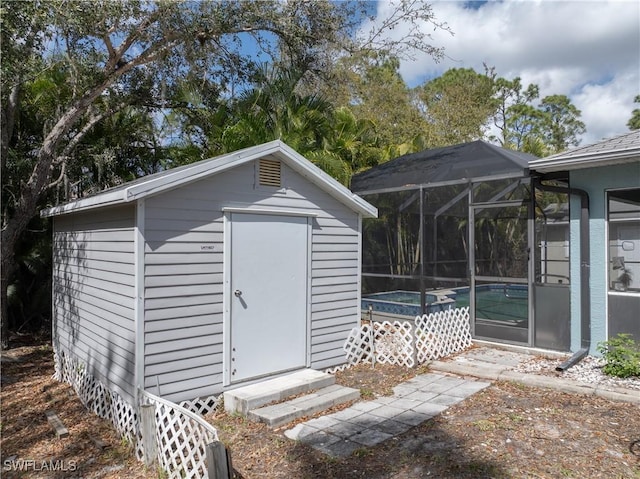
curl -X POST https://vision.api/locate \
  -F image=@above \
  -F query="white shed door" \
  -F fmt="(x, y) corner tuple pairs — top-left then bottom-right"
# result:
(229, 213), (308, 383)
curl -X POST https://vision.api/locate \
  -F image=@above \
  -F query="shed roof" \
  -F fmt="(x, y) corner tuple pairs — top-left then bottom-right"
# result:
(530, 130), (640, 173)
(350, 140), (535, 194)
(41, 140), (377, 218)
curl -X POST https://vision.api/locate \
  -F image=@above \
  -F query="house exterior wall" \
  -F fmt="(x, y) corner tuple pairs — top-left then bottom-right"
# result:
(52, 205), (137, 403)
(569, 161), (640, 353)
(143, 156), (361, 403)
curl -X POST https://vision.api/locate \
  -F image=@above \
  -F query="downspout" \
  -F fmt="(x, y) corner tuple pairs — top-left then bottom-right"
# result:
(533, 177), (591, 371)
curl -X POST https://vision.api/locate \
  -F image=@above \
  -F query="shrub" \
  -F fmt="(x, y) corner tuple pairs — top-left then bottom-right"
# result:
(597, 334), (640, 378)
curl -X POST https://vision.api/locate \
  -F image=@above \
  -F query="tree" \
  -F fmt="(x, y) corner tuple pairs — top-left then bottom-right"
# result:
(628, 95), (640, 130)
(417, 68), (495, 146)
(1, 0), (448, 347)
(486, 68), (586, 154)
(220, 66), (381, 184)
(321, 52), (432, 149)
(538, 95), (586, 153)
(489, 74), (541, 149)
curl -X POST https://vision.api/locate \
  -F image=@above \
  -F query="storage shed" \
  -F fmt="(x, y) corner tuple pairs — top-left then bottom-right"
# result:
(42, 140), (377, 406)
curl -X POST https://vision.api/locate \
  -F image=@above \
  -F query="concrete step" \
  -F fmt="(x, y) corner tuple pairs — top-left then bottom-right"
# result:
(224, 369), (335, 415)
(248, 384), (361, 428)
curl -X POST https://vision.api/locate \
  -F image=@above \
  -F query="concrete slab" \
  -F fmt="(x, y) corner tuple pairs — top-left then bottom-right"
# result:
(350, 428), (393, 447)
(224, 369), (335, 415)
(418, 376), (466, 394)
(430, 360), (505, 380)
(249, 384), (359, 427)
(346, 414), (385, 429)
(326, 422), (365, 439)
(446, 380), (491, 398)
(285, 372), (494, 457)
(302, 430), (342, 449)
(317, 439), (361, 457)
(368, 404), (405, 420)
(393, 410), (432, 426)
(428, 394), (464, 406)
(387, 397), (424, 410)
(329, 406), (366, 422)
(351, 401), (385, 413)
(403, 373), (445, 388)
(304, 415), (342, 429)
(404, 390), (439, 402)
(458, 347), (527, 367)
(284, 423), (319, 441)
(370, 419), (411, 435)
(391, 383), (419, 397)
(370, 396), (397, 405)
(411, 402), (448, 417)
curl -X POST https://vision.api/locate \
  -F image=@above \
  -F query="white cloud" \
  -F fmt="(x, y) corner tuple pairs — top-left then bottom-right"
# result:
(366, 0), (640, 146)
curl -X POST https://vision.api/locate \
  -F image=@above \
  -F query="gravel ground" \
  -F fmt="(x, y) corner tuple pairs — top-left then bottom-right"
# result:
(514, 355), (640, 391)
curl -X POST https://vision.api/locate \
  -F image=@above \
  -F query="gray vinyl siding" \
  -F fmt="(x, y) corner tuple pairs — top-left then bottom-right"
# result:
(143, 157), (360, 402)
(52, 205), (136, 404)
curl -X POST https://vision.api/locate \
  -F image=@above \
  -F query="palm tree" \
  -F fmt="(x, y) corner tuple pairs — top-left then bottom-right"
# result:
(220, 65), (382, 185)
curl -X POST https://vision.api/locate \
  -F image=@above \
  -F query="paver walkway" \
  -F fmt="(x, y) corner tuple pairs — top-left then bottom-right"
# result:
(284, 373), (490, 457)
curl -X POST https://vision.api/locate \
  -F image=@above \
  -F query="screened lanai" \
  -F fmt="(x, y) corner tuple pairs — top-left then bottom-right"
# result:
(351, 140), (571, 351)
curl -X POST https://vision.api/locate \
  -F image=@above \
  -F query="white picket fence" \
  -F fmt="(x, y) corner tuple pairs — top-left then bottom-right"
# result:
(53, 350), (218, 479)
(343, 307), (472, 368)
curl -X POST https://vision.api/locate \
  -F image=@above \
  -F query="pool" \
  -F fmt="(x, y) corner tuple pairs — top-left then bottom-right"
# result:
(362, 285), (528, 324)
(361, 290), (454, 317)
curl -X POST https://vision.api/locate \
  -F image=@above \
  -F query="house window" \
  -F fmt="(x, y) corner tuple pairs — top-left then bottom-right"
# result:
(258, 159), (282, 188)
(608, 188), (640, 293)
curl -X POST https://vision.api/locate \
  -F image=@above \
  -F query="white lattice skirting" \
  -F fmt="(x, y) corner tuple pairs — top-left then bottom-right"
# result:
(53, 350), (140, 447)
(343, 307), (472, 367)
(53, 350), (218, 479)
(141, 390), (218, 479)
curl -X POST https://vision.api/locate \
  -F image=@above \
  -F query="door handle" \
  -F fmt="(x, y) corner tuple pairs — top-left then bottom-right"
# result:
(234, 289), (242, 297)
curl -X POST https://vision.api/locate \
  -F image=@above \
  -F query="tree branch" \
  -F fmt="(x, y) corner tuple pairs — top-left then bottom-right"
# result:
(112, 10), (160, 68)
(55, 105), (122, 164)
(1, 83), (20, 170)
(103, 32), (117, 69)
(47, 161), (67, 190)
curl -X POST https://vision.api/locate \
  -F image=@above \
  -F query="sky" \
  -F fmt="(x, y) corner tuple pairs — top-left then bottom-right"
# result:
(365, 0), (640, 146)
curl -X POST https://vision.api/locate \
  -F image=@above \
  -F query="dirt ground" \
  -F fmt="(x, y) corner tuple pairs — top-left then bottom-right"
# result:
(2, 345), (639, 479)
(0, 345), (156, 479)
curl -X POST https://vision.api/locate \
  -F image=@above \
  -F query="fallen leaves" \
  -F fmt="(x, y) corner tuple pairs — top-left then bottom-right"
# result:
(2, 347), (639, 479)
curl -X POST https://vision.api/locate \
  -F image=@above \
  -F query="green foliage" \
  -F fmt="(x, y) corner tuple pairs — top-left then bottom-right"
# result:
(490, 73), (540, 149)
(538, 94), (586, 153)
(5, 215), (51, 334)
(418, 67), (495, 145)
(2, 1), (448, 345)
(359, 387), (375, 399)
(324, 52), (431, 150)
(628, 94), (640, 130)
(597, 334), (640, 378)
(487, 69), (586, 154)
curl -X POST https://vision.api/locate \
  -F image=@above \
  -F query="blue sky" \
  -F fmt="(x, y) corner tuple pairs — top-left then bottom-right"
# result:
(364, 0), (640, 145)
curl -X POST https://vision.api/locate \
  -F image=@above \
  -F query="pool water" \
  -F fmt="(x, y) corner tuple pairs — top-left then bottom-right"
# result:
(452, 290), (527, 324)
(361, 291), (449, 317)
(364, 291), (439, 304)
(362, 285), (528, 324)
